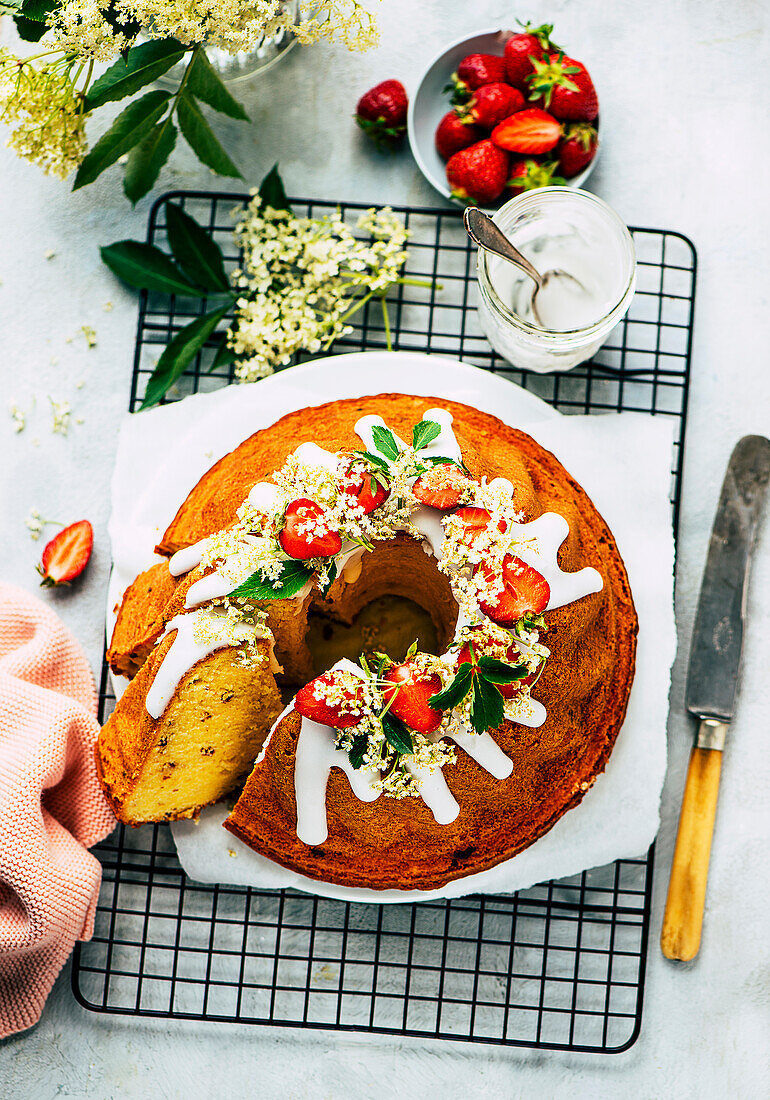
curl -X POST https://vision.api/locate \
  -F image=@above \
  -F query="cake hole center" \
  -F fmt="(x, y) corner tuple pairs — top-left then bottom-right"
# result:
(306, 595), (440, 678)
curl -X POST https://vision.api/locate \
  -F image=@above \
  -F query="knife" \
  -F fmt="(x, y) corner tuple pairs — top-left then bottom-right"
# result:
(661, 435), (770, 961)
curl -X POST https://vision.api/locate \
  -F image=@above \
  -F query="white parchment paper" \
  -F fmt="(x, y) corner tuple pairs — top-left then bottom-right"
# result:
(107, 351), (676, 903)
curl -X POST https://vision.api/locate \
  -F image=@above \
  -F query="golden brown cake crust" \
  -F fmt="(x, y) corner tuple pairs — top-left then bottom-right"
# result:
(214, 395), (639, 891)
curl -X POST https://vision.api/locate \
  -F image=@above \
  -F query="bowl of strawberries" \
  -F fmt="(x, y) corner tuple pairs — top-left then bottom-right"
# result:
(407, 23), (600, 209)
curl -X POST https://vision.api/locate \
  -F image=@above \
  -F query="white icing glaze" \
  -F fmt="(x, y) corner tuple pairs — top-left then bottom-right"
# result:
(247, 481), (281, 512)
(447, 724), (513, 780)
(294, 441), (341, 474)
(419, 408), (464, 464)
(410, 505), (446, 557)
(168, 538), (208, 577)
(145, 611), (261, 720)
(295, 717), (381, 845)
(511, 513), (603, 610)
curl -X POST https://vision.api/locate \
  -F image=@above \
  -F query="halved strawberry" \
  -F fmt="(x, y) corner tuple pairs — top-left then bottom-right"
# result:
(476, 554), (550, 625)
(382, 663), (444, 734)
(412, 464), (476, 510)
(279, 498), (342, 560)
(491, 108), (562, 154)
(453, 506), (507, 547)
(342, 460), (390, 513)
(457, 634), (526, 698)
(295, 673), (365, 728)
(37, 520), (93, 587)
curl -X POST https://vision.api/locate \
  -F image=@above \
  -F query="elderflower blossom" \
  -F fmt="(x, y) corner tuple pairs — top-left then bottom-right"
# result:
(49, 0), (132, 61)
(229, 199), (409, 381)
(0, 51), (87, 178)
(294, 0), (379, 51)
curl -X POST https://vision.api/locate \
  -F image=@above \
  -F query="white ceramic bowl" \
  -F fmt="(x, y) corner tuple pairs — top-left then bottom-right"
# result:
(407, 27), (600, 210)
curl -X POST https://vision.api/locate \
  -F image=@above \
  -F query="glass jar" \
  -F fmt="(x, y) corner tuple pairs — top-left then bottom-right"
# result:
(476, 188), (636, 374)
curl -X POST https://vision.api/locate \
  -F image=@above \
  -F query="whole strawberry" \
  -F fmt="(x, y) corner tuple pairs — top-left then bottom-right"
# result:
(456, 83), (525, 130)
(504, 23), (554, 87)
(435, 111), (483, 160)
(448, 52), (508, 102)
(557, 122), (598, 177)
(504, 157), (565, 199)
(355, 79), (408, 150)
(446, 139), (510, 205)
(527, 53), (598, 121)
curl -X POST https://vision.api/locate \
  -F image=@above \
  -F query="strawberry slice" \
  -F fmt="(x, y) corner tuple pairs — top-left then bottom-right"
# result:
(279, 498), (342, 560)
(295, 673), (365, 728)
(454, 506), (507, 546)
(382, 663), (444, 734)
(458, 636), (526, 699)
(491, 108), (562, 154)
(342, 460), (390, 514)
(412, 464), (476, 510)
(38, 520), (93, 587)
(476, 554), (550, 625)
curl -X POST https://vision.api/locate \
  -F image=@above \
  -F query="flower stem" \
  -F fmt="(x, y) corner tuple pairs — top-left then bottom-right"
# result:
(380, 294), (392, 351)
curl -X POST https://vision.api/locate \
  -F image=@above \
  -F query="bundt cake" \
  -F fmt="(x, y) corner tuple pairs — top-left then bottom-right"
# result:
(97, 393), (637, 890)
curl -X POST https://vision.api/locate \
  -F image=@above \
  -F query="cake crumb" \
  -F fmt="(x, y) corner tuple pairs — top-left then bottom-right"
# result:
(49, 397), (71, 436)
(9, 403), (25, 433)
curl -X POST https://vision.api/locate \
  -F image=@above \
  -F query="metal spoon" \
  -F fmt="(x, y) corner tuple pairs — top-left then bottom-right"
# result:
(463, 206), (587, 329)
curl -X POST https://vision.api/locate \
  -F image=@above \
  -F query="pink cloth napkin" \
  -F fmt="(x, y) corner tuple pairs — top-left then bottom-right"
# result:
(0, 583), (115, 1039)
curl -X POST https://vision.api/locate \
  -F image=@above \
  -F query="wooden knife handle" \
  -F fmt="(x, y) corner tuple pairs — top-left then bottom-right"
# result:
(660, 741), (724, 961)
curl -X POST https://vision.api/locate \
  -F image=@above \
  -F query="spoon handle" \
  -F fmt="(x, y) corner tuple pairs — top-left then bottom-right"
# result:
(463, 207), (543, 290)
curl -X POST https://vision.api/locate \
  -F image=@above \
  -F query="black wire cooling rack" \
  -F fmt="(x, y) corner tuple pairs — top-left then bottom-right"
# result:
(72, 191), (696, 1054)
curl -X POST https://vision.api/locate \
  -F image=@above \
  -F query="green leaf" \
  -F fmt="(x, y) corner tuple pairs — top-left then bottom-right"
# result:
(186, 48), (249, 121)
(74, 90), (171, 190)
(429, 663), (473, 711)
(140, 304), (230, 409)
(85, 39), (187, 110)
(18, 0), (56, 20)
(100, 240), (203, 296)
(13, 13), (46, 39)
(207, 331), (237, 373)
(381, 711), (414, 756)
(371, 425), (400, 461)
(123, 119), (177, 205)
(470, 676), (505, 734)
(477, 656), (528, 684)
(357, 449), (390, 470)
(177, 91), (242, 178)
(258, 163), (292, 212)
(412, 419), (441, 451)
(230, 558), (314, 601)
(164, 202), (229, 292)
(348, 733), (369, 770)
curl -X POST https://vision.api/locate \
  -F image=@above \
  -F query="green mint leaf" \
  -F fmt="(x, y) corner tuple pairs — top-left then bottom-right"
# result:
(357, 449), (390, 470)
(348, 733), (369, 770)
(164, 202), (230, 292)
(206, 331), (237, 373)
(139, 304), (230, 409)
(371, 425), (400, 461)
(74, 90), (171, 190)
(429, 662), (473, 711)
(18, 0), (56, 21)
(85, 40), (186, 110)
(477, 656), (528, 684)
(230, 558), (313, 600)
(123, 119), (177, 205)
(412, 419), (441, 451)
(258, 163), (292, 212)
(186, 48), (249, 121)
(177, 91), (242, 178)
(13, 13), (47, 40)
(381, 711), (414, 756)
(470, 676), (505, 734)
(100, 240), (202, 296)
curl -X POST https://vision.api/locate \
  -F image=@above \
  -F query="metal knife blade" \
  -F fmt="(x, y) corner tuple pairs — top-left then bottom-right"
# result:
(685, 435), (770, 721)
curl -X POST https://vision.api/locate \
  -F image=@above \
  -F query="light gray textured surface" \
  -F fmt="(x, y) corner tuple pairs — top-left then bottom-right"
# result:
(1, 0), (769, 1096)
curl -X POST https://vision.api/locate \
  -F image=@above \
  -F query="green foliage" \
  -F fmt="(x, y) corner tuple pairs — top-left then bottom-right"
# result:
(231, 559), (314, 600)
(186, 49), (249, 121)
(139, 304), (231, 409)
(100, 239), (203, 296)
(123, 120), (177, 205)
(177, 91), (242, 178)
(74, 90), (170, 190)
(85, 39), (187, 110)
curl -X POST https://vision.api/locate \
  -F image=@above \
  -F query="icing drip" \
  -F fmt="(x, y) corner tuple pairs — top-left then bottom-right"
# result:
(295, 716), (381, 845)
(403, 760), (460, 824)
(145, 611), (262, 720)
(247, 482), (281, 512)
(294, 441), (341, 473)
(446, 724), (513, 780)
(354, 414), (406, 461)
(168, 538), (208, 577)
(512, 513), (603, 610)
(418, 407), (464, 464)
